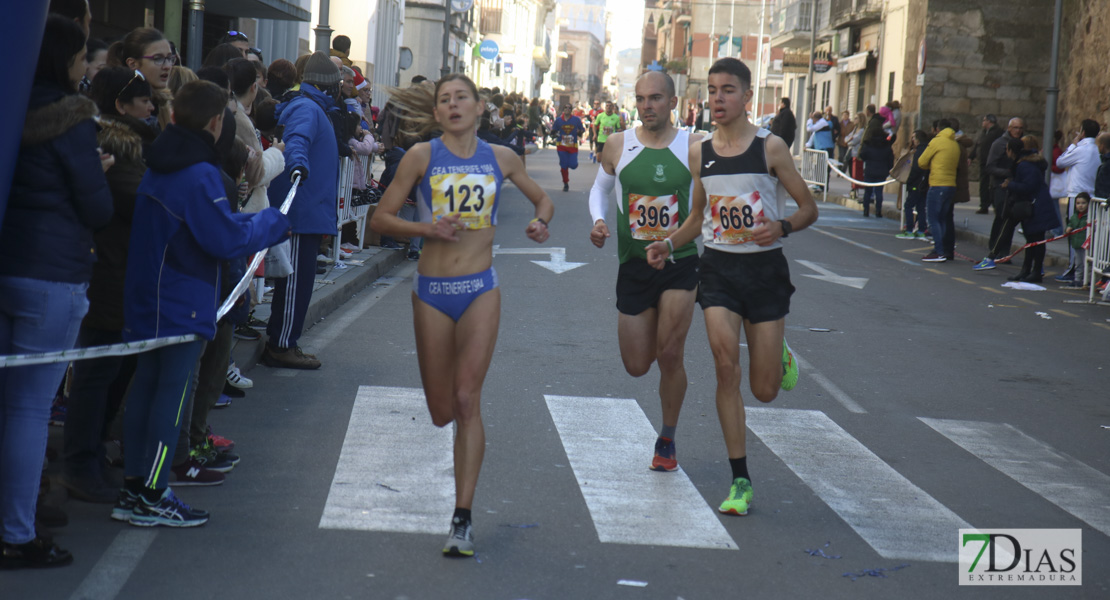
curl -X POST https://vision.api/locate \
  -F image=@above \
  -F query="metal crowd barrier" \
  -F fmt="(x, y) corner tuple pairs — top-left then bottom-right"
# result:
(1086, 197), (1109, 303)
(331, 156), (372, 263)
(801, 149), (829, 203)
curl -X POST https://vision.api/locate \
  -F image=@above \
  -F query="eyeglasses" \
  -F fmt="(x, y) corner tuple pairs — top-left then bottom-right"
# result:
(227, 30), (249, 42)
(141, 54), (175, 66)
(117, 70), (146, 101)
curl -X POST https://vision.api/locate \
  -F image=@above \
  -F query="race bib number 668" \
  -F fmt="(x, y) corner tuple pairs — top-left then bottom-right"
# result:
(710, 190), (764, 244)
(431, 173), (496, 229)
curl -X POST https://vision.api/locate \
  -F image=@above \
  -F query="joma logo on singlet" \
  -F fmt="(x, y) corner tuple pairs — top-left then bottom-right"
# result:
(704, 160), (716, 169)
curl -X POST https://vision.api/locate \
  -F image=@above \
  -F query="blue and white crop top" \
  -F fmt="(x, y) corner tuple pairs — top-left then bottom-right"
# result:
(417, 138), (505, 230)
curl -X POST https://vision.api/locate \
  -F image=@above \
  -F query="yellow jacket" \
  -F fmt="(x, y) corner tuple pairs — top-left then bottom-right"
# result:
(918, 128), (960, 187)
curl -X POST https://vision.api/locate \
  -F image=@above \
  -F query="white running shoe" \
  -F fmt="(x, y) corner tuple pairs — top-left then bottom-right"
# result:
(226, 361), (253, 389)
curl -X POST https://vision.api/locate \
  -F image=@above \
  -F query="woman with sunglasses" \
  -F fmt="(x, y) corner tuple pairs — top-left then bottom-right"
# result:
(107, 28), (173, 129)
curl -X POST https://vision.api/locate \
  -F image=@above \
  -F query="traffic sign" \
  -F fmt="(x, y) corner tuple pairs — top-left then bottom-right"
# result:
(479, 39), (499, 61)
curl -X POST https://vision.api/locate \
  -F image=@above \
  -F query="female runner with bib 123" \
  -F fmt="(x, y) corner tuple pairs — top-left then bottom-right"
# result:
(369, 74), (554, 558)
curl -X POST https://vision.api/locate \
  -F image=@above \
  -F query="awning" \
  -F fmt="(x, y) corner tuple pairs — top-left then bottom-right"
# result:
(837, 51), (870, 74)
(206, 0), (310, 21)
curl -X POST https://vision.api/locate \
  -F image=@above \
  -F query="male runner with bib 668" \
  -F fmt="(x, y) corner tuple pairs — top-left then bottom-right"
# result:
(647, 58), (818, 517)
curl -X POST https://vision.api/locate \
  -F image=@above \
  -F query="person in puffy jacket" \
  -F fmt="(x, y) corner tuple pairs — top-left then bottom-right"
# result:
(118, 80), (290, 528)
(262, 52), (341, 370)
(0, 15), (113, 569)
(1003, 136), (1061, 283)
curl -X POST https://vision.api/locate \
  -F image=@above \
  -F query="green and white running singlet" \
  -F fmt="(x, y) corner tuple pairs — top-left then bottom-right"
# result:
(614, 128), (697, 264)
(595, 112), (622, 144)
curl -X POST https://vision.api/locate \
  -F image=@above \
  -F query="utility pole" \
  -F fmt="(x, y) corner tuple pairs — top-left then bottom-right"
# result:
(1042, 0), (1063, 179)
(314, 0), (333, 53)
(755, 0), (766, 123)
(186, 0), (203, 69)
(728, 0), (735, 58)
(441, 0), (452, 78)
(800, 0), (818, 155)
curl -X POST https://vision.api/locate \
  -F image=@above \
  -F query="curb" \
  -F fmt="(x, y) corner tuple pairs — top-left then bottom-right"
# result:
(822, 192), (1070, 267)
(234, 248), (408, 371)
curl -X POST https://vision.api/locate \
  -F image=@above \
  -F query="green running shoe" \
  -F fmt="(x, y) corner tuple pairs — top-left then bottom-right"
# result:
(718, 477), (753, 516)
(894, 231), (916, 240)
(781, 338), (799, 391)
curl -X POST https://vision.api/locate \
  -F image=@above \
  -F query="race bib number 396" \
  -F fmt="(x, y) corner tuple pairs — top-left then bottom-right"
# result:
(710, 191), (764, 244)
(431, 173), (496, 229)
(628, 193), (678, 241)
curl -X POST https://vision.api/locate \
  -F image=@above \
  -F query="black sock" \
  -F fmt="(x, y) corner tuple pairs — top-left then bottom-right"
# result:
(139, 486), (164, 503)
(124, 477), (144, 495)
(729, 457), (750, 482)
(452, 507), (472, 523)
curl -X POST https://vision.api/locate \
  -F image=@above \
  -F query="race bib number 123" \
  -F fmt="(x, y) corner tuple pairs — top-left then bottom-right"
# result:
(431, 173), (496, 229)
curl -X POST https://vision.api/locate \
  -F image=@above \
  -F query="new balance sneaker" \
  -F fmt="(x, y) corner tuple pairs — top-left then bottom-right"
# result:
(233, 324), (261, 341)
(110, 489), (139, 522)
(781, 339), (799, 391)
(129, 488), (209, 528)
(443, 517), (475, 557)
(169, 458), (225, 487)
(718, 477), (753, 516)
(261, 345), (321, 370)
(226, 361), (253, 389)
(189, 442), (237, 474)
(894, 231), (916, 240)
(972, 258), (996, 271)
(650, 437), (678, 472)
(921, 252), (947, 262)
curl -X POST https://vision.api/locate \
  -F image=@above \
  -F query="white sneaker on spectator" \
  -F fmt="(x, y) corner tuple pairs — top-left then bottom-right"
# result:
(317, 254), (335, 264)
(226, 361), (253, 389)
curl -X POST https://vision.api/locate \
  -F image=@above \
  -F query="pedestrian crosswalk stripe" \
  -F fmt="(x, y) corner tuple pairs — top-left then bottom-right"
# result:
(920, 417), (1110, 538)
(319, 386), (454, 534)
(746, 407), (970, 562)
(544, 395), (738, 550)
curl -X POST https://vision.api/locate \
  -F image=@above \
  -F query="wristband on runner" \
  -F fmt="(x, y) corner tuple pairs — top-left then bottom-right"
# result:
(664, 238), (676, 263)
(530, 217), (547, 227)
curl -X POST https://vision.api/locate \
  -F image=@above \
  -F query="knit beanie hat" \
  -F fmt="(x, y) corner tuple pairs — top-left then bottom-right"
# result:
(301, 51), (341, 87)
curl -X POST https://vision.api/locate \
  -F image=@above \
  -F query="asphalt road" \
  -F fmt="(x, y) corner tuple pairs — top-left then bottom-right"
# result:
(6, 145), (1109, 600)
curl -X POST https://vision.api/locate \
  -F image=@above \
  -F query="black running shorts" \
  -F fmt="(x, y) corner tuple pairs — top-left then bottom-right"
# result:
(697, 247), (794, 323)
(616, 255), (699, 316)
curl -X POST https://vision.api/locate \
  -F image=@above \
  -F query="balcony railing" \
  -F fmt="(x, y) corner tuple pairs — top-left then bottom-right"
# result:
(772, 1), (812, 37)
(829, 0), (882, 29)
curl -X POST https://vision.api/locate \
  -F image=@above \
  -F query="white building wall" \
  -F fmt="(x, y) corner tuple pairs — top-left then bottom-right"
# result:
(878, 0), (908, 110)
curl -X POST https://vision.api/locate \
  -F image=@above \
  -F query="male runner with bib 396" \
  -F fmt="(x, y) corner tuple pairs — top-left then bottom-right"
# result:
(647, 58), (818, 516)
(589, 71), (702, 472)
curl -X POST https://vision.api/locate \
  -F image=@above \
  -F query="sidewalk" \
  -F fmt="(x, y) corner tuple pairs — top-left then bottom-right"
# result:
(818, 174), (1072, 267)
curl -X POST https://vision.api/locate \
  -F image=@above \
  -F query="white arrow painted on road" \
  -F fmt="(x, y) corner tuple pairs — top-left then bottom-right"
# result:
(493, 245), (587, 274)
(795, 259), (869, 289)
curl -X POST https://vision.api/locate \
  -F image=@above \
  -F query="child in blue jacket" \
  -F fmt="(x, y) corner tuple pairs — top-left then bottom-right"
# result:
(117, 81), (290, 527)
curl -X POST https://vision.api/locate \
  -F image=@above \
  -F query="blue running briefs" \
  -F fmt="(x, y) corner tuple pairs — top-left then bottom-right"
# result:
(413, 268), (499, 322)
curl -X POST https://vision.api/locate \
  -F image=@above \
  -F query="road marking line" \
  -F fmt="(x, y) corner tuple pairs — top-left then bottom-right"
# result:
(68, 530), (157, 600)
(544, 395), (738, 550)
(791, 351), (866, 414)
(810, 226), (921, 266)
(920, 418), (1110, 538)
(1096, 322), (1110, 332)
(952, 277), (975, 285)
(747, 407), (970, 562)
(1014, 297), (1039, 306)
(319, 386), (454, 534)
(980, 286), (1005, 295)
(925, 268), (946, 275)
(1050, 309), (1078, 318)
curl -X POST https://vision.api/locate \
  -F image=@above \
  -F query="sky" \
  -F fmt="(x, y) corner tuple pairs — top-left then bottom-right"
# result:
(607, 0), (646, 53)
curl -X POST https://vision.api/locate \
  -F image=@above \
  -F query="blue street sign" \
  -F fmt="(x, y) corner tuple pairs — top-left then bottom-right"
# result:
(479, 39), (499, 61)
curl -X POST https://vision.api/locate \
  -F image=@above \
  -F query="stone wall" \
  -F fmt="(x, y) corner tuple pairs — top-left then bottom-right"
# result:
(917, 0), (1054, 140)
(1056, 0), (1110, 136)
